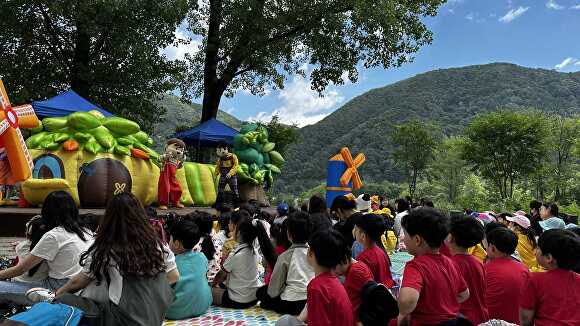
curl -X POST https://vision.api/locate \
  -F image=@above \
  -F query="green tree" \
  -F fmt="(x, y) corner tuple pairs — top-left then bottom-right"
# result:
(462, 110), (548, 199)
(391, 120), (441, 200)
(429, 136), (468, 203)
(0, 0), (189, 131)
(264, 115), (299, 156)
(181, 0), (446, 122)
(547, 115), (580, 203)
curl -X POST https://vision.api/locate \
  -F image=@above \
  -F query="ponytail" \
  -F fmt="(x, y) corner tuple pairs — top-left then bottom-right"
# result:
(199, 236), (216, 261)
(192, 212), (217, 261)
(255, 220), (277, 268)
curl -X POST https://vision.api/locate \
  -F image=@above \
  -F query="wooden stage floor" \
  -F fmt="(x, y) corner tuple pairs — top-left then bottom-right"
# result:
(0, 206), (275, 237)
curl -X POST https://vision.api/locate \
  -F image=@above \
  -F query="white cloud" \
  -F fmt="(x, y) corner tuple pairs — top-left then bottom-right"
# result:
(465, 13), (474, 20)
(571, 4), (580, 9)
(162, 29), (201, 61)
(249, 76), (344, 127)
(555, 57), (577, 70)
(546, 0), (564, 10)
(224, 107), (236, 114)
(499, 6), (529, 23)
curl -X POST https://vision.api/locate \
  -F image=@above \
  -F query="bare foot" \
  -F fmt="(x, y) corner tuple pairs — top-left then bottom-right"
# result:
(159, 205), (168, 210)
(175, 203), (185, 209)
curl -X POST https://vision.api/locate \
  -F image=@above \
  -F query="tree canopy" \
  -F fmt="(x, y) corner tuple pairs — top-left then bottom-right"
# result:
(180, 0), (446, 121)
(0, 0), (189, 131)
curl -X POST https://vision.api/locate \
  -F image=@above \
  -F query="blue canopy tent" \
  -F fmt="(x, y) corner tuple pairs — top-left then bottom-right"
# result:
(32, 89), (113, 117)
(174, 118), (239, 162)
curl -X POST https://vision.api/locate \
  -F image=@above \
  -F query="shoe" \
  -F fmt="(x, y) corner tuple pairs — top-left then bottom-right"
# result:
(25, 288), (54, 303)
(175, 203), (185, 209)
(159, 205), (168, 210)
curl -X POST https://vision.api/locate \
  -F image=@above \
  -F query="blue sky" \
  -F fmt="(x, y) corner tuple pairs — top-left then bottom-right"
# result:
(164, 0), (580, 126)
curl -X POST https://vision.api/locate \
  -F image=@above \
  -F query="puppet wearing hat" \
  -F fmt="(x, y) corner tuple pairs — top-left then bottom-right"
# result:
(158, 138), (186, 209)
(215, 142), (240, 207)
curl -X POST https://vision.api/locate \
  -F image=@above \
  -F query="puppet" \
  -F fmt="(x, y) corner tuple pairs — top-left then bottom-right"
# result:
(215, 142), (239, 207)
(158, 138), (186, 209)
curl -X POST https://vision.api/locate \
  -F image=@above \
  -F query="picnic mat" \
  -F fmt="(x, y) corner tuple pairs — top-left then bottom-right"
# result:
(163, 306), (281, 326)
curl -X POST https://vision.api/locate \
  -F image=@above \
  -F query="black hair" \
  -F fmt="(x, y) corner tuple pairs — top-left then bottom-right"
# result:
(484, 222), (506, 238)
(308, 212), (333, 238)
(395, 198), (410, 213)
(239, 203), (258, 217)
(422, 199), (434, 208)
(270, 222), (291, 249)
(145, 206), (158, 219)
(537, 230), (580, 271)
(530, 200), (542, 212)
(300, 203), (308, 212)
(542, 202), (559, 218)
(170, 218), (201, 250)
(486, 228), (518, 255)
(286, 211), (310, 244)
(450, 216), (484, 249)
(219, 212), (232, 237)
(192, 212), (216, 261)
(330, 195), (357, 212)
(79, 213), (100, 233)
(308, 229), (346, 269)
(26, 216), (48, 277)
(354, 214), (388, 254)
(401, 207), (449, 249)
(216, 142), (230, 150)
(258, 211), (273, 224)
(41, 191), (86, 241)
(308, 195), (327, 214)
(237, 217), (277, 268)
(496, 213), (512, 222)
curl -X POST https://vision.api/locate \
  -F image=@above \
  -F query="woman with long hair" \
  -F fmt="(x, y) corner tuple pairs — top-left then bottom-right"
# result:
(33, 192), (179, 326)
(0, 191), (92, 305)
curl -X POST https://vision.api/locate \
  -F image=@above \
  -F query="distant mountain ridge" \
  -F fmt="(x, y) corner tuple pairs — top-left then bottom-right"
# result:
(275, 63), (580, 196)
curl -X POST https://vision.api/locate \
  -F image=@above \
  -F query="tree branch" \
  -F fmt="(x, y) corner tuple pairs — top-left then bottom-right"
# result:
(34, 4), (71, 72)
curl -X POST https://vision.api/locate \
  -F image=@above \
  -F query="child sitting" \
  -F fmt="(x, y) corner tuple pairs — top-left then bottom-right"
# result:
(263, 218), (292, 284)
(166, 219), (212, 319)
(212, 214), (274, 309)
(353, 214), (395, 288)
(191, 212), (223, 284)
(258, 212), (314, 315)
(447, 216), (489, 325)
(397, 207), (469, 326)
(276, 229), (354, 326)
(519, 229), (580, 326)
(505, 214), (541, 271)
(334, 243), (374, 322)
(484, 227), (529, 324)
(13, 216), (49, 283)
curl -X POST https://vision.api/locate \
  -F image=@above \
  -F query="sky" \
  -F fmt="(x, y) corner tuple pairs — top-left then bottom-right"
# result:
(163, 0), (580, 126)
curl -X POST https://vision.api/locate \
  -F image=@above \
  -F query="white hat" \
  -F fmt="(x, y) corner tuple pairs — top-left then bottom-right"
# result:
(356, 194), (371, 212)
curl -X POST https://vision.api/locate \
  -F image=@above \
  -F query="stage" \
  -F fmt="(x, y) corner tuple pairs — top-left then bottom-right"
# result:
(0, 206), (276, 237)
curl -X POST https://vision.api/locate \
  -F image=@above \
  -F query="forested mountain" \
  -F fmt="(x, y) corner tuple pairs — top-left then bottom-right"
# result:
(152, 94), (241, 151)
(275, 63), (580, 196)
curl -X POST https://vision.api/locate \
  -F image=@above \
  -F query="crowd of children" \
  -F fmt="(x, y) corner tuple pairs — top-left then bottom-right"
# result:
(0, 192), (579, 326)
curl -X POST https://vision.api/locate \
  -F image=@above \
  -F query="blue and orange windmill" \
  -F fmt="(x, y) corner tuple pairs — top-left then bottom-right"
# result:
(326, 147), (365, 207)
(0, 80), (40, 183)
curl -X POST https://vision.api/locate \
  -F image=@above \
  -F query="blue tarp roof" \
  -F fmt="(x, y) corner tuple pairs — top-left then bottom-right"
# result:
(174, 118), (239, 146)
(32, 89), (113, 117)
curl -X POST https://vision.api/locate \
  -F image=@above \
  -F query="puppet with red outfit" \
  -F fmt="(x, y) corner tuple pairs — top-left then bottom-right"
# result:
(158, 138), (186, 210)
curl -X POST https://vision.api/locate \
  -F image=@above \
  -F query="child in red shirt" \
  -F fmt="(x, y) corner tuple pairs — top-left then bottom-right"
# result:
(353, 214), (395, 288)
(335, 250), (374, 320)
(483, 226), (529, 324)
(276, 229), (354, 326)
(397, 208), (469, 326)
(519, 229), (580, 326)
(447, 216), (489, 325)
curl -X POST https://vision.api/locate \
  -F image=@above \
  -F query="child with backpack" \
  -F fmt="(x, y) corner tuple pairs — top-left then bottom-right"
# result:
(397, 208), (470, 326)
(257, 212), (313, 315)
(212, 214), (275, 309)
(484, 227), (529, 324)
(276, 229), (354, 326)
(447, 216), (489, 325)
(353, 214), (395, 288)
(519, 229), (580, 326)
(166, 218), (212, 320)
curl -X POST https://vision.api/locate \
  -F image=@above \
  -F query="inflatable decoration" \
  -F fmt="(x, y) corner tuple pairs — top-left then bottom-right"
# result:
(326, 147), (366, 208)
(158, 138), (186, 209)
(233, 123), (285, 189)
(215, 142), (240, 207)
(0, 80), (40, 182)
(21, 111), (218, 207)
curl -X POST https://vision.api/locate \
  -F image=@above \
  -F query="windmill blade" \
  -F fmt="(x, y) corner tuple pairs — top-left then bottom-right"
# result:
(13, 104), (39, 129)
(0, 119), (9, 135)
(15, 127), (34, 172)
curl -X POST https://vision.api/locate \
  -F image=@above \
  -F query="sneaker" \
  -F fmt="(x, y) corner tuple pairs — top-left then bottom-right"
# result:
(25, 288), (54, 303)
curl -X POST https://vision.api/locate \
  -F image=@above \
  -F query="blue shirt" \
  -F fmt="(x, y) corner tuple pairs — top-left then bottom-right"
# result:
(166, 251), (212, 320)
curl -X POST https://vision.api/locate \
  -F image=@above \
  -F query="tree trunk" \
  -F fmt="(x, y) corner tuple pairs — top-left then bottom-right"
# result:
(201, 85), (225, 122)
(201, 0), (224, 123)
(70, 22), (91, 98)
